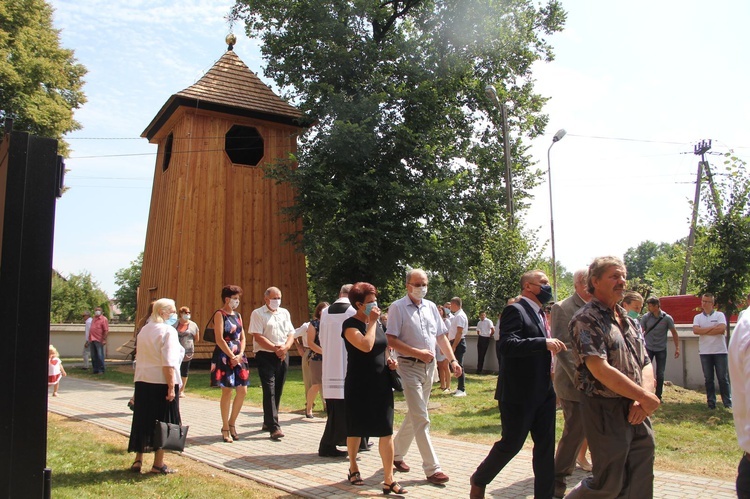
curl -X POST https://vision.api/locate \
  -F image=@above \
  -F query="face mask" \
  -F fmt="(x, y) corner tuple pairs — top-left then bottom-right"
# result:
(229, 298), (240, 310)
(535, 284), (554, 304)
(269, 298), (281, 310)
(165, 313), (178, 326)
(444, 307), (451, 315)
(365, 301), (377, 315)
(182, 313), (191, 321)
(94, 310), (102, 317)
(410, 286), (428, 300)
(627, 310), (639, 319)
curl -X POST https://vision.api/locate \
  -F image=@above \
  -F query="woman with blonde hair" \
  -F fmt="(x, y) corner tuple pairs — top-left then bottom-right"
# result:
(127, 298), (184, 474)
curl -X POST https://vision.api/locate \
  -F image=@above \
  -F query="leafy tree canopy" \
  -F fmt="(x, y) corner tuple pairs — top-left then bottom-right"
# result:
(50, 270), (109, 323)
(624, 240), (673, 281)
(114, 252), (142, 322)
(0, 0), (87, 155)
(692, 153), (750, 317)
(232, 0), (566, 300)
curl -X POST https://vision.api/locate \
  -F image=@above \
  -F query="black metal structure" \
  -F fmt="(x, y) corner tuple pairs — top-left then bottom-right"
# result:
(0, 129), (62, 498)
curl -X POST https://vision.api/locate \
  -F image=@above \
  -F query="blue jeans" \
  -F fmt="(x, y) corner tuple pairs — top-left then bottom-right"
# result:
(90, 341), (105, 373)
(646, 348), (667, 400)
(699, 353), (731, 408)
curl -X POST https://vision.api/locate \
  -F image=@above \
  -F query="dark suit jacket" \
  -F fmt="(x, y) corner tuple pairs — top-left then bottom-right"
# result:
(495, 298), (553, 404)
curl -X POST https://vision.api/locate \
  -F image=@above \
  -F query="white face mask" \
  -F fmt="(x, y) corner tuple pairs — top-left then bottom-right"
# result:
(94, 310), (102, 316)
(410, 286), (428, 300)
(229, 298), (240, 310)
(269, 298), (281, 310)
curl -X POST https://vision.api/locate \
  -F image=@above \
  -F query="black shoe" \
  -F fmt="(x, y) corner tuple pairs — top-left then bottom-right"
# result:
(319, 448), (347, 458)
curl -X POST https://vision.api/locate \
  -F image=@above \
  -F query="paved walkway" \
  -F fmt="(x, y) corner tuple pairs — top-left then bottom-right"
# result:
(49, 376), (735, 498)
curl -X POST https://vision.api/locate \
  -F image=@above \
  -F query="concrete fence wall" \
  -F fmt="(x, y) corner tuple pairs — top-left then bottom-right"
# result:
(50, 323), (136, 361)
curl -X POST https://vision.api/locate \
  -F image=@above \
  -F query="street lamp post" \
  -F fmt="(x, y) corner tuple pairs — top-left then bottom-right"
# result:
(484, 85), (514, 225)
(547, 129), (566, 302)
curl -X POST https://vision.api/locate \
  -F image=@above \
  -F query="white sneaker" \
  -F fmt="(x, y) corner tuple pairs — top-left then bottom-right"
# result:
(453, 390), (467, 397)
(443, 388), (452, 394)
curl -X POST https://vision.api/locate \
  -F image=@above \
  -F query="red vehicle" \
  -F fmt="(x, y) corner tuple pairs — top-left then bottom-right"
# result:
(659, 295), (739, 324)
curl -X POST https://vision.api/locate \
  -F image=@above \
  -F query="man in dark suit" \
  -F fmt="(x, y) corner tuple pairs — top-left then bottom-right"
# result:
(471, 270), (566, 499)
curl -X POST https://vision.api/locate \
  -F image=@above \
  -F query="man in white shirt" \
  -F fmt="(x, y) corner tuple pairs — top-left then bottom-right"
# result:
(693, 292), (732, 410)
(449, 297), (469, 396)
(738, 293), (750, 322)
(82, 310), (92, 370)
(249, 286), (296, 440)
(728, 311), (750, 496)
(318, 284), (355, 458)
(387, 269), (462, 484)
(475, 311), (495, 375)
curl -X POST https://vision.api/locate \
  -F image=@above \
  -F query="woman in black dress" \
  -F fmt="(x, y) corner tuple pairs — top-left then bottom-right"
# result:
(342, 282), (405, 495)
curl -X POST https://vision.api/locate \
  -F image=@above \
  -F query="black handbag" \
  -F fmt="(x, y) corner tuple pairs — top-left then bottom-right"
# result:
(389, 369), (404, 392)
(153, 419), (189, 452)
(202, 309), (226, 343)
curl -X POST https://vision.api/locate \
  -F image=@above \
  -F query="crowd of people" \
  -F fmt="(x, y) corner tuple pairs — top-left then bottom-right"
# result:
(63, 257), (748, 496)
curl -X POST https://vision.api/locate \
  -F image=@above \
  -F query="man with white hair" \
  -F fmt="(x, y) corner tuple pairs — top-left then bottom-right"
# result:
(551, 269), (592, 497)
(249, 286), (295, 440)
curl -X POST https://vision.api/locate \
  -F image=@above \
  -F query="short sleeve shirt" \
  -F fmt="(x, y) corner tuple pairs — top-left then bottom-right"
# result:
(449, 309), (468, 341)
(693, 310), (728, 354)
(249, 305), (295, 353)
(640, 311), (675, 352)
(386, 296), (447, 356)
(476, 318), (494, 337)
(571, 298), (650, 398)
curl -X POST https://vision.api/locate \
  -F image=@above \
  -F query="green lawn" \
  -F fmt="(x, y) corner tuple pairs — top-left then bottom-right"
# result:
(47, 413), (297, 498)
(64, 359), (741, 480)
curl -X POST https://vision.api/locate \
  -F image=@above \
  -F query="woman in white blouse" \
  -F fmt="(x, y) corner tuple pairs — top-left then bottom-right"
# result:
(127, 298), (184, 474)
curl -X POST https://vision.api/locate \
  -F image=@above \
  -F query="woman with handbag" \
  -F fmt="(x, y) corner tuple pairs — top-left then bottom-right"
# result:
(210, 284), (250, 443)
(341, 282), (405, 495)
(176, 306), (199, 397)
(127, 298), (184, 474)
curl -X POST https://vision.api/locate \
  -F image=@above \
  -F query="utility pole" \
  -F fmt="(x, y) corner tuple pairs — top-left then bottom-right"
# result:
(680, 139), (711, 295)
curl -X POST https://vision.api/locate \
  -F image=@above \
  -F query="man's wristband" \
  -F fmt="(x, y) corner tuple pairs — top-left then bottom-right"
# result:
(450, 359), (458, 365)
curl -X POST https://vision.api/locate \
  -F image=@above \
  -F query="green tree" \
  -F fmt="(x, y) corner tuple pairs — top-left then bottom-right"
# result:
(623, 240), (672, 281)
(692, 153), (750, 318)
(233, 0), (566, 300)
(50, 271), (109, 323)
(114, 252), (142, 322)
(0, 0), (87, 155)
(643, 241), (695, 297)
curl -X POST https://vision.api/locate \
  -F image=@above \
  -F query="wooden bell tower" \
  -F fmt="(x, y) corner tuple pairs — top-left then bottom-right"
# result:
(136, 38), (309, 353)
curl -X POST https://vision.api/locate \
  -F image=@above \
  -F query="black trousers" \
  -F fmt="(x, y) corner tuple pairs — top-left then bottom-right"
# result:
(477, 336), (491, 373)
(319, 398), (347, 452)
(472, 389), (556, 498)
(255, 351), (288, 432)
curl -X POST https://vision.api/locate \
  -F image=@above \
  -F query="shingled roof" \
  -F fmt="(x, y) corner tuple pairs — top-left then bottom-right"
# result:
(142, 49), (307, 140)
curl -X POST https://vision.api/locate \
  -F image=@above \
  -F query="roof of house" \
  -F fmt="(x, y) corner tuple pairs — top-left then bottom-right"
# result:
(142, 48), (308, 140)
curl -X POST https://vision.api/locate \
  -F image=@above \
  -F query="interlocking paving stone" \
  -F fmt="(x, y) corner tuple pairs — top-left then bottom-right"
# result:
(49, 376), (736, 498)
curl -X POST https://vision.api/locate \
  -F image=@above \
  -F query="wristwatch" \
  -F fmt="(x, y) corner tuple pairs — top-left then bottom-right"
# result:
(450, 359), (458, 365)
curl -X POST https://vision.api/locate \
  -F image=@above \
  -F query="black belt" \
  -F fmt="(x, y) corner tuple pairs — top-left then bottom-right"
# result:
(401, 356), (427, 363)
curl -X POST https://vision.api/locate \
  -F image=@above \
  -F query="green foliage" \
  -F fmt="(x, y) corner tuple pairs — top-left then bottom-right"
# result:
(50, 271), (109, 323)
(624, 240), (673, 281)
(0, 0), (87, 156)
(233, 0), (566, 300)
(691, 153), (750, 317)
(113, 252), (142, 322)
(644, 241), (697, 297)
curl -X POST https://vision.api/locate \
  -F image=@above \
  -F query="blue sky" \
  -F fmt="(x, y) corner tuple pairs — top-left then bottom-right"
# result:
(49, 0), (750, 296)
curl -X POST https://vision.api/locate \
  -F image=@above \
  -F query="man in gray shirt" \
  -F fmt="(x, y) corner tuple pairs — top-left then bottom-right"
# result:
(640, 297), (680, 400)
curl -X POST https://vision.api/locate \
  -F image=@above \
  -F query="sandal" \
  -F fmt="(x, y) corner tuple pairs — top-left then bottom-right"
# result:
(129, 460), (141, 473)
(348, 470), (364, 486)
(383, 481), (408, 495)
(228, 424), (239, 441)
(221, 428), (233, 443)
(150, 464), (177, 475)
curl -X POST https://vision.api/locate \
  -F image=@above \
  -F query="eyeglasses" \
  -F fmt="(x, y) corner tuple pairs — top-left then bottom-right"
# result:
(408, 283), (427, 287)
